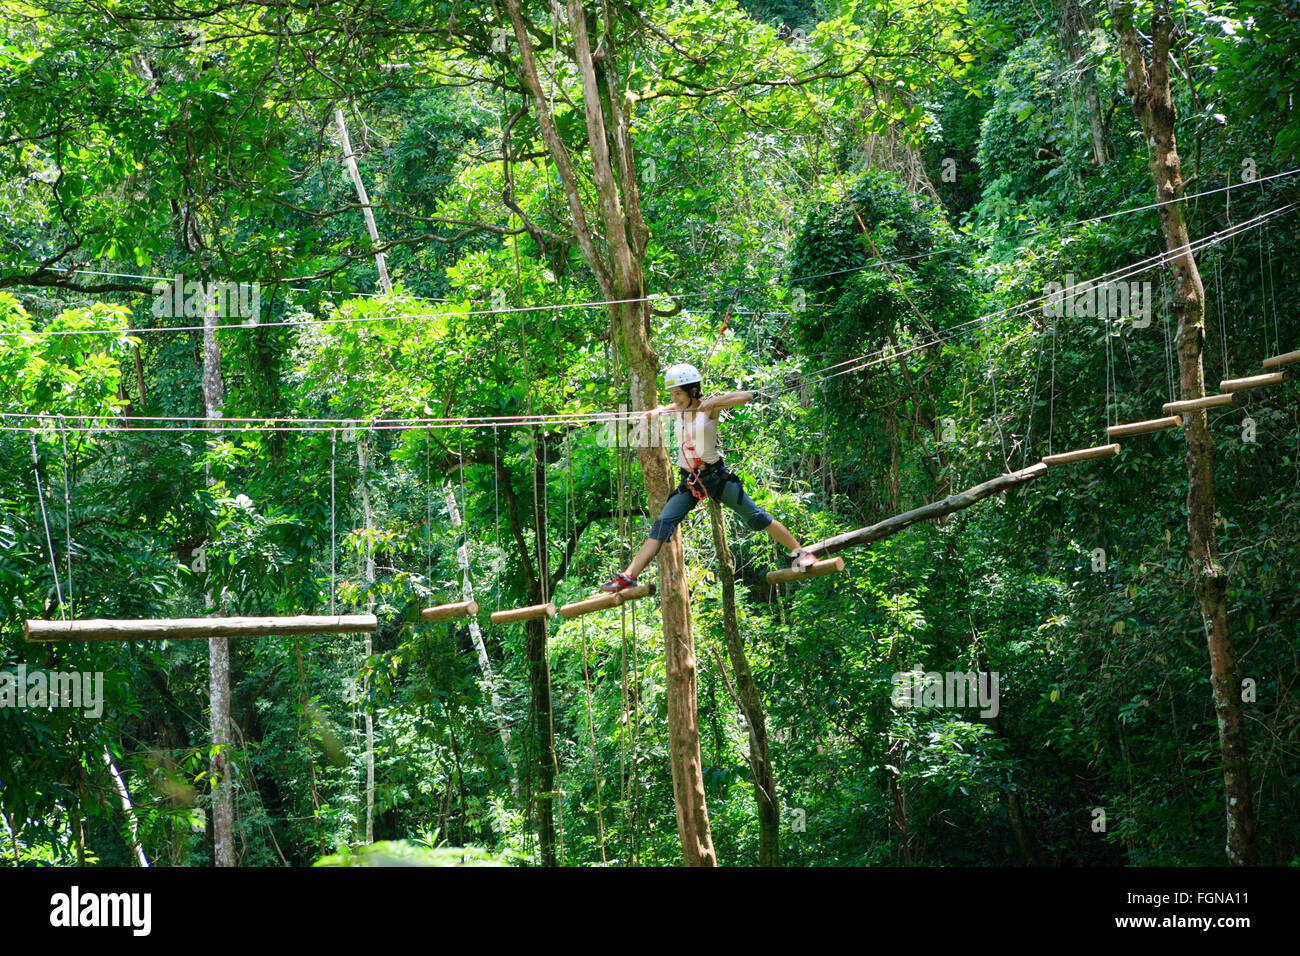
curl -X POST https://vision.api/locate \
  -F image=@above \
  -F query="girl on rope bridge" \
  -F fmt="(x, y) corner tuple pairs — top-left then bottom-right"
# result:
(600, 362), (818, 593)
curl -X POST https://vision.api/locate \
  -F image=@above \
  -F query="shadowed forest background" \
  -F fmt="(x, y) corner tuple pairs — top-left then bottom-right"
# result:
(1, 0), (1298, 866)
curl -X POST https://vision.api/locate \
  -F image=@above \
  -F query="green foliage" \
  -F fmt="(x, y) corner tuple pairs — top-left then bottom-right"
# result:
(1, 0), (1298, 871)
(975, 37), (1062, 203)
(314, 840), (511, 866)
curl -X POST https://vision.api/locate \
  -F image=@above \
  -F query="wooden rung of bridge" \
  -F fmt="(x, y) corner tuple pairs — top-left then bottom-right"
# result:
(1108, 416), (1180, 439)
(765, 556), (845, 585)
(489, 602), (557, 625)
(1262, 349), (1300, 370)
(1162, 394), (1235, 415)
(616, 584), (656, 604)
(25, 614), (378, 643)
(1220, 372), (1286, 392)
(559, 593), (621, 619)
(558, 583), (657, 619)
(1040, 443), (1121, 466)
(420, 601), (478, 622)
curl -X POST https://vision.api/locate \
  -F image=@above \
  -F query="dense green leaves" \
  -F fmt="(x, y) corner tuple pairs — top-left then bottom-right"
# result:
(1, 0), (1297, 868)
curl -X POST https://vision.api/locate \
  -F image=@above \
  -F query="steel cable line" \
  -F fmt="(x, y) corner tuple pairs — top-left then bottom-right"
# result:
(7, 169), (1295, 338)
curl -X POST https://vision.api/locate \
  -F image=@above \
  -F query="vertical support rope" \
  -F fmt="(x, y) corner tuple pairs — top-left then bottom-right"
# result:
(1023, 318), (1047, 469)
(1220, 191), (1232, 380)
(989, 362), (1009, 471)
(358, 429), (375, 845)
(567, 430), (607, 862)
(330, 429), (337, 617)
(1216, 245), (1230, 380)
(30, 432), (65, 617)
(458, 436), (467, 549)
(57, 415), (73, 616)
(1105, 313), (1114, 433)
(611, 408), (628, 857)
(543, 438), (550, 600)
(493, 425), (501, 613)
(1170, 273), (1180, 400)
(1265, 222), (1280, 357)
(426, 426), (432, 586)
(1049, 315), (1057, 456)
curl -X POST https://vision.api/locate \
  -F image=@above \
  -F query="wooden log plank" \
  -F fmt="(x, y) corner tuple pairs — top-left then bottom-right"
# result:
(1163, 393), (1235, 414)
(25, 614), (377, 643)
(559, 593), (621, 619)
(1262, 349), (1300, 370)
(420, 601), (478, 622)
(802, 463), (1048, 559)
(1108, 416), (1181, 439)
(1220, 372), (1286, 392)
(558, 583), (658, 619)
(1040, 443), (1121, 466)
(765, 557), (844, 585)
(616, 583), (656, 604)
(490, 602), (557, 625)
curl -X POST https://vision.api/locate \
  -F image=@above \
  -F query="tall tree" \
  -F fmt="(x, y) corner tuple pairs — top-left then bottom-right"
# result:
(495, 450), (560, 864)
(1057, 0), (1110, 167)
(1109, 0), (1256, 866)
(503, 0), (715, 862)
(200, 269), (233, 867)
(707, 502), (780, 865)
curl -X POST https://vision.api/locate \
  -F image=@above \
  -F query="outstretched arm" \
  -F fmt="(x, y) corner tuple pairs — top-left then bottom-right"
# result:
(698, 390), (756, 416)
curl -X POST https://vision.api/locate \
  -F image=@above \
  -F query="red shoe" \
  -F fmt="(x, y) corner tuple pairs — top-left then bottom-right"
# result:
(599, 572), (638, 593)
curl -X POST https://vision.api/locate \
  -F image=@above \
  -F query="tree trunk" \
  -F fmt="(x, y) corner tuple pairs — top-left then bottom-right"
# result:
(495, 454), (557, 865)
(524, 613), (558, 864)
(201, 277), (233, 868)
(503, 0), (715, 864)
(1005, 790), (1041, 866)
(1084, 83), (1110, 167)
(707, 501), (780, 865)
(1, 811), (20, 864)
(358, 439), (376, 845)
(619, 302), (715, 866)
(1110, 0), (1255, 866)
(1057, 0), (1110, 166)
(104, 749), (149, 866)
(334, 106), (392, 294)
(133, 343), (146, 407)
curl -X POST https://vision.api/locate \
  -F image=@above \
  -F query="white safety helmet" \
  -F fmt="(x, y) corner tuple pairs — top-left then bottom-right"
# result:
(663, 363), (702, 390)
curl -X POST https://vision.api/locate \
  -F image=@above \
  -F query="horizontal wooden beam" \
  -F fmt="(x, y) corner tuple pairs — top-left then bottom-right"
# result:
(766, 556), (844, 585)
(1163, 393), (1235, 415)
(420, 601), (478, 622)
(1040, 443), (1121, 466)
(25, 614), (377, 643)
(1263, 349), (1300, 370)
(490, 602), (557, 625)
(557, 582), (658, 620)
(559, 592), (621, 619)
(1220, 371), (1286, 392)
(617, 583), (656, 604)
(803, 463), (1048, 558)
(1108, 416), (1180, 439)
